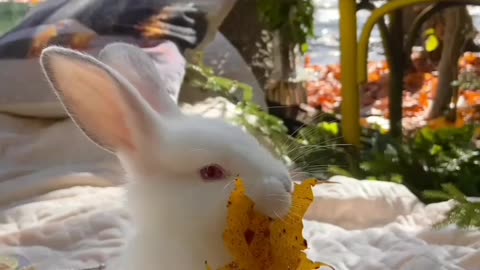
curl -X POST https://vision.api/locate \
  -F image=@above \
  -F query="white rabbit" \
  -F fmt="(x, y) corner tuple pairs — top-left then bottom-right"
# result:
(39, 41), (293, 270)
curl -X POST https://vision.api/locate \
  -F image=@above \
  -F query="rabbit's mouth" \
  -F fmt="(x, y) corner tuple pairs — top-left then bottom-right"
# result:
(249, 176), (294, 219)
(255, 194), (292, 219)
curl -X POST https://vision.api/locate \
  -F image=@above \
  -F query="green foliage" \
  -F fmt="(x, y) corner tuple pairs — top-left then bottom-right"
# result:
(187, 53), (254, 103)
(0, 2), (30, 35)
(186, 53), (292, 159)
(256, 0), (315, 53)
(290, 122), (480, 228)
(359, 126), (480, 200)
(455, 71), (480, 91)
(289, 121), (350, 179)
(188, 58), (480, 229)
(424, 184), (480, 229)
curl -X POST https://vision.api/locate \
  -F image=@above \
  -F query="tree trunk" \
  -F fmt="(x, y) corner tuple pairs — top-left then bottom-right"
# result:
(398, 5), (477, 119)
(219, 0), (271, 88)
(220, 0), (306, 133)
(264, 32), (306, 134)
(429, 7), (472, 119)
(388, 10), (405, 138)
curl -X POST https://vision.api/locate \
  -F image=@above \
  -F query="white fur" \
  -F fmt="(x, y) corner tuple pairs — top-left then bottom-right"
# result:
(39, 42), (293, 270)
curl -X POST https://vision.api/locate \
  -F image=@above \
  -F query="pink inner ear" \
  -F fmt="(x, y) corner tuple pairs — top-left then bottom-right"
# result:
(49, 55), (136, 153)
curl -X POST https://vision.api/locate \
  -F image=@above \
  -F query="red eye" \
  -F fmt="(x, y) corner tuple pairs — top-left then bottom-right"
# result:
(200, 164), (226, 181)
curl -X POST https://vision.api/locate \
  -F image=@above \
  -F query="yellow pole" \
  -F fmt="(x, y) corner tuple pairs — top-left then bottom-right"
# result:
(339, 0), (360, 147)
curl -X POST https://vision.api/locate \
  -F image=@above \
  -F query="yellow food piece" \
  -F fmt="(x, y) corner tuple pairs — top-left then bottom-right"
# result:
(212, 178), (334, 270)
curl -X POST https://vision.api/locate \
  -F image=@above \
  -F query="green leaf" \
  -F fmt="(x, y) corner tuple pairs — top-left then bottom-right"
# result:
(441, 183), (469, 203)
(429, 144), (443, 155)
(320, 122), (339, 136)
(390, 174), (403, 184)
(301, 43), (310, 54)
(425, 34), (440, 52)
(241, 84), (254, 102)
(423, 28), (436, 36)
(423, 190), (452, 201)
(418, 127), (435, 143)
(328, 166), (353, 177)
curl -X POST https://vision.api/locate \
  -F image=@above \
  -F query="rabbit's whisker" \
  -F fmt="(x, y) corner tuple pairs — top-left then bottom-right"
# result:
(222, 179), (236, 191)
(273, 210), (287, 224)
(265, 193), (289, 197)
(273, 199), (291, 205)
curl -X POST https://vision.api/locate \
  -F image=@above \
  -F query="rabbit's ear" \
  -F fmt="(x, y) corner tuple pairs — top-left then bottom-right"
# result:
(98, 42), (183, 117)
(40, 46), (159, 154)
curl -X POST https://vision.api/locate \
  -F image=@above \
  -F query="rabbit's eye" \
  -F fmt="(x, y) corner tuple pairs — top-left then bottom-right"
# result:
(200, 164), (226, 181)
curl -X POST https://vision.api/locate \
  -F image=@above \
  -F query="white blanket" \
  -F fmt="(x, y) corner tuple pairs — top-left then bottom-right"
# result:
(0, 99), (479, 270)
(305, 177), (480, 270)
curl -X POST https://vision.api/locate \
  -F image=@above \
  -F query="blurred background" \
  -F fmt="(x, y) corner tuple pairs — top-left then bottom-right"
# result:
(1, 0), (480, 228)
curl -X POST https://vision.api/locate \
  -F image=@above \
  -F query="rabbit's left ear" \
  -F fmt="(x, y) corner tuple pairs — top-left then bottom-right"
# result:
(98, 42), (184, 117)
(40, 46), (161, 154)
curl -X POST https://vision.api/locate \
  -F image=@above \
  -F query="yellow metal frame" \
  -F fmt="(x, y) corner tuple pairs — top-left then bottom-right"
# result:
(339, 0), (359, 147)
(340, 0), (480, 147)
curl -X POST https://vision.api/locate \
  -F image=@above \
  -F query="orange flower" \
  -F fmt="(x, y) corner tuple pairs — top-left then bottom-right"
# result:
(464, 91), (480, 106)
(30, 0), (42, 6)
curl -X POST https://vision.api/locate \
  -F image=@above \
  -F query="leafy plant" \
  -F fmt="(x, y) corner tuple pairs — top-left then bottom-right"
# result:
(187, 53), (254, 103)
(256, 0), (315, 53)
(359, 126), (480, 200)
(186, 53), (292, 160)
(292, 122), (480, 228)
(424, 183), (480, 229)
(187, 56), (480, 228)
(289, 121), (351, 179)
(455, 71), (480, 91)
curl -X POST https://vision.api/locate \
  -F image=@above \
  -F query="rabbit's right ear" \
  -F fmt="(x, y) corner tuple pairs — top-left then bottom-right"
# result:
(98, 42), (183, 117)
(40, 46), (160, 154)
